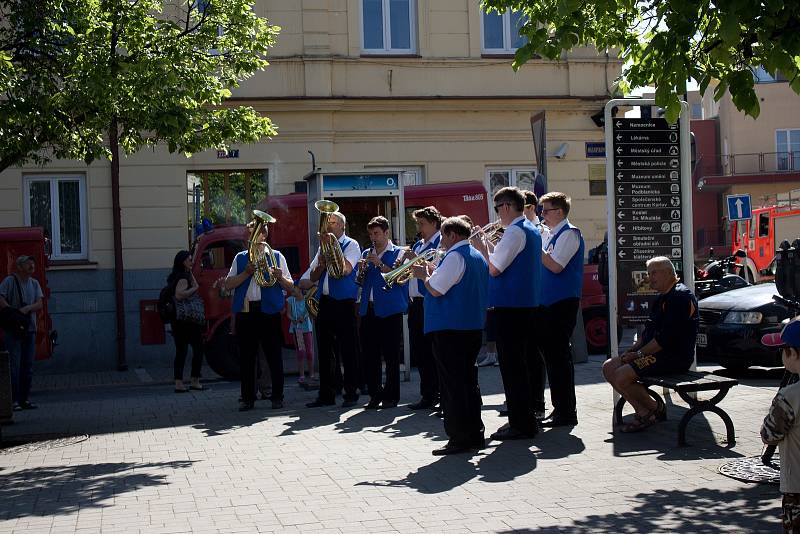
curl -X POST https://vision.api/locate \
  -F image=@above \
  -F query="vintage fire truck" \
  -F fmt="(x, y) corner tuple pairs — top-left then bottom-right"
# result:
(731, 205), (800, 283)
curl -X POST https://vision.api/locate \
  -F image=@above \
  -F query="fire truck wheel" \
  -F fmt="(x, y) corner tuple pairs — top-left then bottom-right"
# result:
(205, 319), (241, 380)
(582, 307), (609, 355)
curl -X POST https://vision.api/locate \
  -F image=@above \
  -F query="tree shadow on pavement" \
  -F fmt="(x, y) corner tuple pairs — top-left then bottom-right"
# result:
(0, 461), (195, 520)
(497, 484), (779, 533)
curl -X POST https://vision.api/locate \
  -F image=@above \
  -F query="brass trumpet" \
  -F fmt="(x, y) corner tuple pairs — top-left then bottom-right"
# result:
(315, 199), (346, 279)
(468, 220), (505, 245)
(381, 247), (442, 289)
(249, 209), (278, 287)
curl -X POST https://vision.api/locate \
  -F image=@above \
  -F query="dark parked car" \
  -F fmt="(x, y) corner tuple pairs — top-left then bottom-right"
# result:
(697, 282), (793, 369)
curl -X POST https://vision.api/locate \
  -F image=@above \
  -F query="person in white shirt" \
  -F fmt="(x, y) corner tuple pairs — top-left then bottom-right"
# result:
(298, 211), (362, 408)
(225, 220), (295, 411)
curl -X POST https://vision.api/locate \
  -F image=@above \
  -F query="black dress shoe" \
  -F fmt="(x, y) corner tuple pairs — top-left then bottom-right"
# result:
(364, 400), (381, 409)
(539, 415), (578, 427)
(341, 399), (358, 408)
(432, 443), (473, 456)
(19, 401), (38, 410)
(408, 398), (436, 410)
(238, 401), (255, 412)
(380, 401), (398, 409)
(306, 399), (335, 408)
(433, 409), (444, 418)
(490, 424), (537, 441)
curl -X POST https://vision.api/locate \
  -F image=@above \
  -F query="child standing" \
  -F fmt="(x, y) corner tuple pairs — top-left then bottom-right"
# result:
(761, 318), (800, 534)
(287, 286), (315, 385)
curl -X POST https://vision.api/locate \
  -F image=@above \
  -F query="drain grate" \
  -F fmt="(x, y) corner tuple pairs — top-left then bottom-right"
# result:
(719, 455), (780, 484)
(0, 434), (90, 454)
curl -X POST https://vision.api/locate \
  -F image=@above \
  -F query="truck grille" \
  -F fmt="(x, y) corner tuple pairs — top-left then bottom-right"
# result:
(699, 309), (724, 326)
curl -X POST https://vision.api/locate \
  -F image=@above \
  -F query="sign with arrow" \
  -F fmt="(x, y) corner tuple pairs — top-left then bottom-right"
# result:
(726, 194), (751, 221)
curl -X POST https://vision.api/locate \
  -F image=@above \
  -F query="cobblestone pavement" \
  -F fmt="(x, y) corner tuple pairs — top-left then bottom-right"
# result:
(0, 356), (786, 533)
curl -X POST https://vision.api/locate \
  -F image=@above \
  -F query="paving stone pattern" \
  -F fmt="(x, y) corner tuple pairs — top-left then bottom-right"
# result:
(0, 357), (785, 533)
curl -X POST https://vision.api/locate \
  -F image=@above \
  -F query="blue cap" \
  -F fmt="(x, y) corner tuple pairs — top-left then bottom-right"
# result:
(762, 317), (800, 348)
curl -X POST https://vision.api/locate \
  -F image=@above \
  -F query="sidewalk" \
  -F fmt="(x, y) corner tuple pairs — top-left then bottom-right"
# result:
(2, 356), (785, 533)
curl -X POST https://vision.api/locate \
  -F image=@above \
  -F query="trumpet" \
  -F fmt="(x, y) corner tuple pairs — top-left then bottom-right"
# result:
(382, 247), (442, 290)
(469, 220), (505, 245)
(249, 209), (278, 287)
(315, 199), (346, 279)
(355, 242), (374, 287)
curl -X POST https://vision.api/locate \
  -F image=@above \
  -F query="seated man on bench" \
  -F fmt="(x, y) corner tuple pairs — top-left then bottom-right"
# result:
(603, 256), (699, 433)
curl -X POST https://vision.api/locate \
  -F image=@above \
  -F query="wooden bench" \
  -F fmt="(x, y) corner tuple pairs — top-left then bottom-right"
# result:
(613, 370), (739, 446)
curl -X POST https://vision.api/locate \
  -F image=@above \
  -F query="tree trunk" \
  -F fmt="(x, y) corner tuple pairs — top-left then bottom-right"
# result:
(109, 118), (127, 370)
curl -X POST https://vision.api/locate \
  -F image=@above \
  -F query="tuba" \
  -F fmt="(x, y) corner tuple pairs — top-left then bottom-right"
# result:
(382, 247), (442, 290)
(249, 209), (278, 287)
(315, 199), (346, 279)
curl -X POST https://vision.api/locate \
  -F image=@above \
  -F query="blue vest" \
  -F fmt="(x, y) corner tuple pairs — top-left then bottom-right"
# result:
(424, 244), (488, 334)
(358, 246), (409, 318)
(231, 251), (285, 314)
(489, 218), (542, 308)
(412, 234), (441, 298)
(316, 235), (359, 301)
(540, 223), (585, 307)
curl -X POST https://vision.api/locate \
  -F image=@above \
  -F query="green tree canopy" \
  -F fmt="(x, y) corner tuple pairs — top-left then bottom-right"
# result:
(483, 0), (800, 121)
(0, 0), (279, 171)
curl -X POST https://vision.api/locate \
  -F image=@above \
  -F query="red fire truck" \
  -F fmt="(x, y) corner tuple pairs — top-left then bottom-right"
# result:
(731, 205), (800, 283)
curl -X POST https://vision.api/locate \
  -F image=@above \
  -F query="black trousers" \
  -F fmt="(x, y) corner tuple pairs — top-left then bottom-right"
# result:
(529, 306), (547, 414)
(431, 329), (484, 446)
(360, 308), (403, 404)
(172, 321), (204, 380)
(493, 307), (540, 434)
(236, 304), (284, 403)
(540, 297), (580, 418)
(316, 296), (359, 403)
(409, 297), (439, 402)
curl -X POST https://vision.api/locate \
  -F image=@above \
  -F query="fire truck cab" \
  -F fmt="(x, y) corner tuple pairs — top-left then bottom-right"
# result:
(731, 205), (800, 283)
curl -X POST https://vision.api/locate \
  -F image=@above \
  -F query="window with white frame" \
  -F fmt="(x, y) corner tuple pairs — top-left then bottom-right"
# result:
(481, 8), (527, 54)
(486, 168), (536, 220)
(24, 175), (88, 260)
(776, 129), (800, 171)
(361, 0), (416, 54)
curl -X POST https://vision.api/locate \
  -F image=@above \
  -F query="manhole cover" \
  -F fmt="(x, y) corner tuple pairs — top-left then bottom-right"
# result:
(719, 455), (780, 484)
(0, 434), (90, 454)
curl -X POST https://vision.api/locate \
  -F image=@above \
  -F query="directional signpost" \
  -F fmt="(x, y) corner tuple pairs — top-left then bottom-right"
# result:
(726, 194), (752, 221)
(605, 101), (694, 355)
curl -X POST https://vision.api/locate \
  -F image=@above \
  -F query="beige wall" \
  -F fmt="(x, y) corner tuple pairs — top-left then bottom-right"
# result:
(730, 181), (800, 208)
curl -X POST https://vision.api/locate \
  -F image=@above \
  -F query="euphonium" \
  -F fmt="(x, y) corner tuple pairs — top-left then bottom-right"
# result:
(381, 247), (441, 290)
(249, 209), (278, 288)
(468, 220), (505, 245)
(315, 199), (346, 279)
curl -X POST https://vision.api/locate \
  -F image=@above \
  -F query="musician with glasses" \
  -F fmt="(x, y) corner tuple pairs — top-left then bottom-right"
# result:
(358, 216), (408, 409)
(299, 211), (362, 408)
(404, 206), (443, 411)
(472, 187), (543, 440)
(538, 192), (584, 427)
(412, 216), (488, 455)
(224, 219), (295, 412)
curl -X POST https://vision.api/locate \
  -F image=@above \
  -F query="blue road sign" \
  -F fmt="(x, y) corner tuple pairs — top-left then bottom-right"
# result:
(726, 194), (752, 221)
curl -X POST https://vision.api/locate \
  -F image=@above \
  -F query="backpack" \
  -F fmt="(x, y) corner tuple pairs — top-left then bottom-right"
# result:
(157, 283), (177, 324)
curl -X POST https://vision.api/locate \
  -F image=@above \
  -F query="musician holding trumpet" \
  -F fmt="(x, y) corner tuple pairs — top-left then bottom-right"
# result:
(299, 205), (363, 408)
(357, 216), (408, 409)
(224, 212), (296, 412)
(472, 187), (543, 440)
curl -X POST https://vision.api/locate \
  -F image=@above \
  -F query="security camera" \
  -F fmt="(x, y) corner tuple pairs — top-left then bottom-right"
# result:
(552, 143), (569, 160)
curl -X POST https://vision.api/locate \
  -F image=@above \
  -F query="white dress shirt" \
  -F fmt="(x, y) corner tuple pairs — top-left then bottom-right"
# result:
(301, 234), (362, 295)
(408, 231), (441, 299)
(542, 218), (580, 268)
(428, 240), (469, 296)
(228, 249), (291, 301)
(365, 240), (397, 302)
(489, 215), (527, 273)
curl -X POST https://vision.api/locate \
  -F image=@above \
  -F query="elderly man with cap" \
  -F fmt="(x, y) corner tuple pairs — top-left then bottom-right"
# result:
(0, 255), (44, 410)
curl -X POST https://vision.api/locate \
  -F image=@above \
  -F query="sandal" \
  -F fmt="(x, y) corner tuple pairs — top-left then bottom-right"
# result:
(621, 406), (660, 433)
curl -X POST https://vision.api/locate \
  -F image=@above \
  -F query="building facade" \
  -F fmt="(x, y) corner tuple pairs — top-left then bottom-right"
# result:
(0, 0), (621, 371)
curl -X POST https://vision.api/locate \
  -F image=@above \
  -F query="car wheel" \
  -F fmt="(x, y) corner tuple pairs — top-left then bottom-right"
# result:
(205, 318), (241, 379)
(583, 307), (609, 355)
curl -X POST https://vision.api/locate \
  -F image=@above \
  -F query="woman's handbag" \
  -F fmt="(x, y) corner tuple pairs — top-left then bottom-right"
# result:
(0, 276), (28, 338)
(175, 293), (205, 324)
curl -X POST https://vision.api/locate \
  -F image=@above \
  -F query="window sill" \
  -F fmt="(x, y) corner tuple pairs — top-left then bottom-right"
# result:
(360, 53), (421, 59)
(481, 53), (516, 59)
(48, 260), (98, 271)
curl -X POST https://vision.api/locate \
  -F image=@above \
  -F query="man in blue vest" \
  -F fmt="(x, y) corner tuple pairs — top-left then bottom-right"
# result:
(404, 206), (442, 410)
(412, 216), (488, 455)
(539, 192), (584, 427)
(299, 211), (363, 408)
(225, 220), (296, 411)
(472, 186), (542, 440)
(358, 216), (408, 409)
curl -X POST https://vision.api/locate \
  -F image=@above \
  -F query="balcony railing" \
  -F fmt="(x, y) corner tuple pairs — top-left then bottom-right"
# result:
(703, 151), (800, 176)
